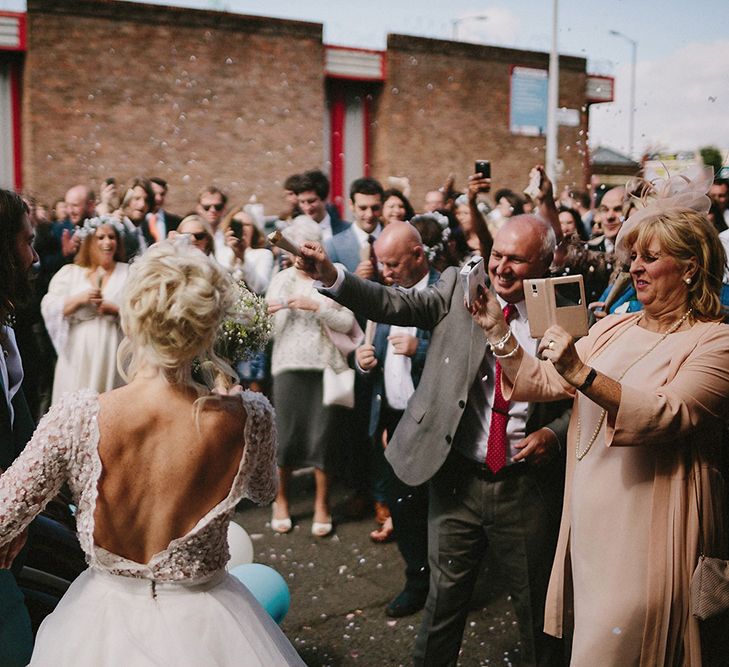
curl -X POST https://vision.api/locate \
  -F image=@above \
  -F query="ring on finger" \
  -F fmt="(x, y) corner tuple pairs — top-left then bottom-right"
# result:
(548, 339), (555, 350)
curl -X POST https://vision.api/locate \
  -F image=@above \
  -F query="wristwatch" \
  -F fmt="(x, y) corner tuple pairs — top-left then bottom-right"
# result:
(577, 367), (597, 393)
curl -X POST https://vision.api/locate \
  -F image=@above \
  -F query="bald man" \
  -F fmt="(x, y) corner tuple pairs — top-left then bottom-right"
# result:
(302, 215), (570, 666)
(35, 184), (96, 294)
(355, 223), (439, 617)
(423, 189), (445, 213)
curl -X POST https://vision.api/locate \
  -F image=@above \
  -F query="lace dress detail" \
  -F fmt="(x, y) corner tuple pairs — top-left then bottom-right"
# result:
(0, 388), (278, 583)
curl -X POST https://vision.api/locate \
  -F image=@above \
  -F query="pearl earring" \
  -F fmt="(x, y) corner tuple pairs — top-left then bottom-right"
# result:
(685, 277), (692, 285)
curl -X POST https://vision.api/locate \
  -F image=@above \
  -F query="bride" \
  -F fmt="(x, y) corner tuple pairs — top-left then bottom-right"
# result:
(0, 240), (304, 665)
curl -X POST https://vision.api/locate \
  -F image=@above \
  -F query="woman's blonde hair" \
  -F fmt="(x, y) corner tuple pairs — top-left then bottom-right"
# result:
(622, 209), (726, 322)
(117, 240), (237, 401)
(178, 214), (215, 255)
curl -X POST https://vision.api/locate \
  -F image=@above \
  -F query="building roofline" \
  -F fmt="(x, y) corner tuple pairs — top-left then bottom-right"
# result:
(27, 0), (323, 40)
(386, 33), (587, 72)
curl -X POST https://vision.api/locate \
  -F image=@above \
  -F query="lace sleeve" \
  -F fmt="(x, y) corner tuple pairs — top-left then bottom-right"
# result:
(0, 393), (85, 546)
(236, 391), (278, 506)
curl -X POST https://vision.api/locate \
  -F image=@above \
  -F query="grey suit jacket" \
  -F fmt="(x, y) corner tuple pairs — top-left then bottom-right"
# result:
(325, 224), (361, 273)
(329, 266), (571, 486)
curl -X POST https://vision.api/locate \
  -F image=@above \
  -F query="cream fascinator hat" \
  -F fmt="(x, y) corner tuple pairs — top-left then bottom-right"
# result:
(615, 164), (714, 260)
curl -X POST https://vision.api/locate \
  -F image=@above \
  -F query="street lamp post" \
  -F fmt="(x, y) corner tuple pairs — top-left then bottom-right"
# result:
(545, 0), (559, 188)
(451, 14), (489, 41)
(609, 29), (638, 159)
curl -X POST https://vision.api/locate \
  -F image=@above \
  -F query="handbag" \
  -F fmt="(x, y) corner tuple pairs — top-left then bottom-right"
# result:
(690, 555), (729, 621)
(322, 367), (355, 409)
(689, 466), (729, 620)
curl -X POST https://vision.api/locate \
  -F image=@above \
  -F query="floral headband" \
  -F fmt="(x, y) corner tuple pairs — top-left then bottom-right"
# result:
(75, 215), (126, 240)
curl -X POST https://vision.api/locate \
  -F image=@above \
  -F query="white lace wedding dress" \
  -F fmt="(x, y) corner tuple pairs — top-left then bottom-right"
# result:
(0, 389), (304, 666)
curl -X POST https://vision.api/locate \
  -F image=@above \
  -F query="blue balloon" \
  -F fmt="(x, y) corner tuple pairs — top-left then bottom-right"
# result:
(229, 563), (291, 624)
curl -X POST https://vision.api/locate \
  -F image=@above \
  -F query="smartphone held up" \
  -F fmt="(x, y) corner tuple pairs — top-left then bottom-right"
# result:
(474, 160), (491, 179)
(524, 275), (589, 339)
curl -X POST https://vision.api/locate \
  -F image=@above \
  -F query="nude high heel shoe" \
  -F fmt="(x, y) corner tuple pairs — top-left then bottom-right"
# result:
(270, 503), (292, 534)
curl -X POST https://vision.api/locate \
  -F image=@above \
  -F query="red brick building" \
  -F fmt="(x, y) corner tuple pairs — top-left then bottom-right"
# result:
(1, 0), (604, 216)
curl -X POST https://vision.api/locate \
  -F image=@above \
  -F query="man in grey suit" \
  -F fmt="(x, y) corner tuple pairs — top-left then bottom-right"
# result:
(300, 215), (568, 667)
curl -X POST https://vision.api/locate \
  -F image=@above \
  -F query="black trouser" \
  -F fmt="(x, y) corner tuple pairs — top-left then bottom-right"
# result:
(379, 405), (430, 596)
(413, 449), (563, 667)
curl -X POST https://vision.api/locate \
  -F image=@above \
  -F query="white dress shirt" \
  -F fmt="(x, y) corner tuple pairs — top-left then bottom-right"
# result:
(318, 213), (333, 242)
(383, 271), (429, 410)
(453, 297), (538, 464)
(0, 326), (23, 427)
(352, 222), (382, 249)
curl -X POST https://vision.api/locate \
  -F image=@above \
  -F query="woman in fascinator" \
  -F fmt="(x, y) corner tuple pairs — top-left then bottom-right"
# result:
(470, 165), (729, 665)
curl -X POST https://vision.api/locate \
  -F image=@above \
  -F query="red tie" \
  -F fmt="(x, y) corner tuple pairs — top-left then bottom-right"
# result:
(486, 303), (516, 473)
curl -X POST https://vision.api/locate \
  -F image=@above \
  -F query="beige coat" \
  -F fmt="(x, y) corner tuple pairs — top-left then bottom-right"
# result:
(503, 313), (729, 666)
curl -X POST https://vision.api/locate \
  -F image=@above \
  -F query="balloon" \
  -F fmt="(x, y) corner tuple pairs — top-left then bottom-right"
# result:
(227, 522), (254, 568)
(229, 563), (291, 624)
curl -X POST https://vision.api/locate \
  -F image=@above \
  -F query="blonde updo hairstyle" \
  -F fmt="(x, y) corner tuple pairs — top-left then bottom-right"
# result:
(117, 240), (237, 404)
(622, 208), (726, 322)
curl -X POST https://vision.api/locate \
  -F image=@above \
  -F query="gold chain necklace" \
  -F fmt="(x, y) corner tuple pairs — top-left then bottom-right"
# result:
(575, 309), (693, 460)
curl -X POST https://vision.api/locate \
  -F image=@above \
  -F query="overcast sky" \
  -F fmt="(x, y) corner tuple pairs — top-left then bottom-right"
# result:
(4, 0), (728, 161)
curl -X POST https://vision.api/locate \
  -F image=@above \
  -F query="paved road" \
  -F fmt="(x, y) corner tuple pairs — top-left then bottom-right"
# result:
(234, 473), (523, 666)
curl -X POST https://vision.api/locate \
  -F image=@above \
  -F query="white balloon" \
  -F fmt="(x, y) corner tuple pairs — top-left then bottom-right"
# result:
(227, 522), (254, 567)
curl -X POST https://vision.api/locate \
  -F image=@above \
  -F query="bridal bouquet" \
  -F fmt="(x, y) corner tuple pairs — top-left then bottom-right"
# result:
(215, 281), (272, 363)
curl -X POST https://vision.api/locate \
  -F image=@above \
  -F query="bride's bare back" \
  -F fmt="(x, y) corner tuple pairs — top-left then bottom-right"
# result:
(94, 377), (248, 564)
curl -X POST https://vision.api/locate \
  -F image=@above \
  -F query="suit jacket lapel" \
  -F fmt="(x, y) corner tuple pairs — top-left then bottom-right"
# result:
(467, 318), (488, 385)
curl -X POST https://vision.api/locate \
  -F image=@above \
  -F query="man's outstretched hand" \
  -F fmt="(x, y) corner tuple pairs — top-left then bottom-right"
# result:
(296, 242), (338, 287)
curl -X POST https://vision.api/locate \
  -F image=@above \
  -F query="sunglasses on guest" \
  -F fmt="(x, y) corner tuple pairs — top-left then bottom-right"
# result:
(189, 232), (208, 241)
(201, 203), (225, 212)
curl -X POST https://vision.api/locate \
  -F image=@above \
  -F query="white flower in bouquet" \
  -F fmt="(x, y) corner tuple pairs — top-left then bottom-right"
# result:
(216, 282), (272, 363)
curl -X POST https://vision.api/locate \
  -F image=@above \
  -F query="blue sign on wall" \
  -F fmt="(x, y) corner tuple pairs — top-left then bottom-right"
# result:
(510, 67), (548, 137)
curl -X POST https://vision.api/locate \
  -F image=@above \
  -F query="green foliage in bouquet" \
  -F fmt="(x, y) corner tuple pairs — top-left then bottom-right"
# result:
(215, 281), (272, 363)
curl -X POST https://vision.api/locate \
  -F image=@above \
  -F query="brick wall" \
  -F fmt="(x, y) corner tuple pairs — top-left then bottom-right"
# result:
(22, 2), (589, 216)
(370, 35), (588, 209)
(23, 0), (325, 215)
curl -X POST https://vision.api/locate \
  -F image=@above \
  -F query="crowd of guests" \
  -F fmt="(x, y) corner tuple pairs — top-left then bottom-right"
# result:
(5, 163), (729, 665)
